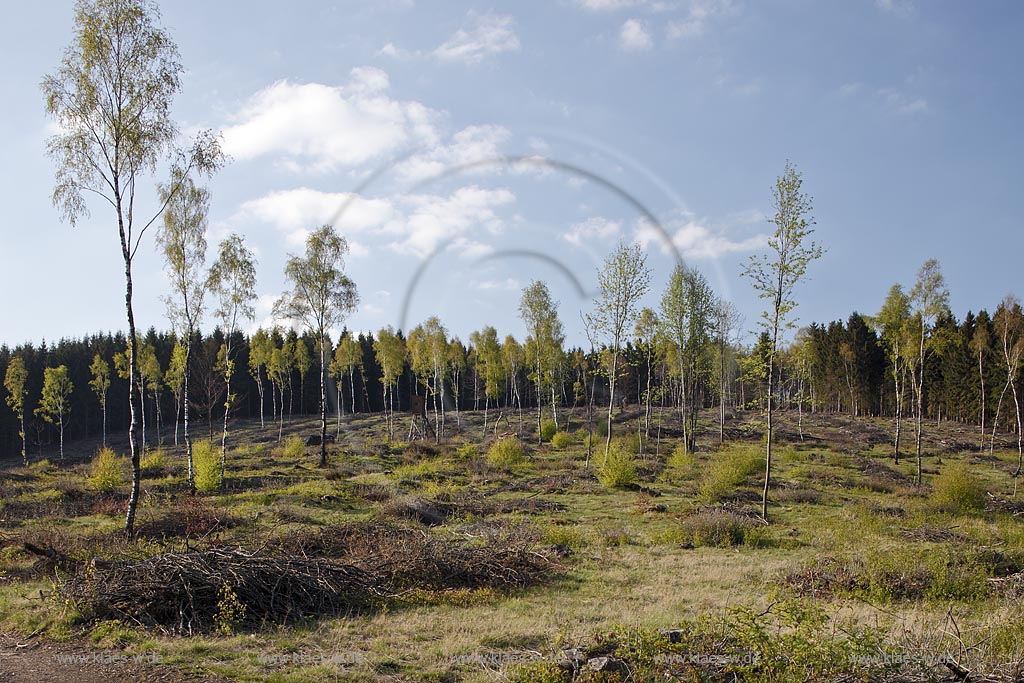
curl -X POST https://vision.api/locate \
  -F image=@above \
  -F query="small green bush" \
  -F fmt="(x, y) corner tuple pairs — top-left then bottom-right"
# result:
(594, 419), (609, 438)
(192, 439), (220, 493)
(550, 431), (574, 450)
(455, 442), (479, 459)
(699, 444), (762, 503)
(540, 419), (557, 443)
(87, 447), (126, 493)
(669, 443), (697, 470)
(140, 447), (168, 476)
(931, 462), (986, 514)
(597, 437), (637, 489)
(487, 436), (527, 470)
(282, 435), (305, 460)
(673, 510), (766, 548)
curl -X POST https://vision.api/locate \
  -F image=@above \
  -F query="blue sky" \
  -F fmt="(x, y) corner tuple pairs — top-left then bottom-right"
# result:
(2, 0), (1022, 349)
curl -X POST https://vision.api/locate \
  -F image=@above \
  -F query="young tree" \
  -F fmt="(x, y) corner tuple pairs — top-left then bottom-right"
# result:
(156, 173), (210, 493)
(875, 284), (912, 463)
(969, 314), (992, 451)
(268, 345), (289, 441)
(88, 354), (111, 448)
(37, 365), (73, 462)
(470, 327), (503, 437)
(248, 329), (272, 429)
(635, 307), (659, 439)
(659, 264), (716, 453)
(908, 258), (950, 485)
(292, 338), (312, 414)
(992, 296), (1023, 479)
(208, 233), (257, 487)
(448, 338), (467, 426)
(274, 225), (359, 467)
(742, 162), (823, 520)
(330, 331), (363, 431)
(714, 299), (742, 444)
(587, 244), (651, 459)
(4, 357), (29, 465)
(374, 327), (406, 440)
(501, 335), (525, 431)
(140, 346), (164, 445)
(44, 0), (223, 534)
(520, 281), (567, 444)
(165, 342), (185, 445)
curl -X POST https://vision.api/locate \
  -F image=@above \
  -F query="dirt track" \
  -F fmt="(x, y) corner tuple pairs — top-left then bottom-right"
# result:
(0, 633), (229, 683)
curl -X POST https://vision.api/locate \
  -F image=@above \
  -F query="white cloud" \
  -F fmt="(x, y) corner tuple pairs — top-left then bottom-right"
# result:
(877, 87), (929, 115)
(386, 185), (515, 257)
(875, 0), (914, 15)
(563, 217), (622, 246)
(433, 13), (520, 64)
(477, 277), (521, 290)
(236, 188), (394, 245)
(634, 212), (767, 259)
(667, 0), (735, 39)
(577, 0), (643, 10)
(221, 67), (441, 172)
(619, 19), (653, 51)
(394, 124), (511, 182)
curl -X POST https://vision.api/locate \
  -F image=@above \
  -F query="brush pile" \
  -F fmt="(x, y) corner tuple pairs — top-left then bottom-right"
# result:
(60, 548), (382, 634)
(53, 521), (558, 633)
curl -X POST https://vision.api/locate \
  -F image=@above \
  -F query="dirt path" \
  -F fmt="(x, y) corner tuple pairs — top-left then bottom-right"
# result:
(0, 633), (230, 683)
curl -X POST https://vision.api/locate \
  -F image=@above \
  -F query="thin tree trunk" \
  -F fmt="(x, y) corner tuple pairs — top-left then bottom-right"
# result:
(319, 338), (328, 467)
(183, 339), (195, 492)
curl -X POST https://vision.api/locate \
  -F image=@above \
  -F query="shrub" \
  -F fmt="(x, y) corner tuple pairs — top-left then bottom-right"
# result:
(931, 462), (986, 514)
(594, 418), (609, 438)
(674, 509), (766, 548)
(282, 435), (305, 460)
(669, 443), (697, 470)
(540, 419), (557, 443)
(192, 440), (220, 493)
(597, 437), (637, 489)
(140, 447), (168, 477)
(487, 436), (527, 471)
(550, 431), (574, 450)
(87, 447), (126, 493)
(455, 442), (479, 460)
(699, 445), (762, 503)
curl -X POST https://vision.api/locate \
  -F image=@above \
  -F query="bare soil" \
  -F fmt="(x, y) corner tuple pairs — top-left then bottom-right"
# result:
(0, 633), (228, 683)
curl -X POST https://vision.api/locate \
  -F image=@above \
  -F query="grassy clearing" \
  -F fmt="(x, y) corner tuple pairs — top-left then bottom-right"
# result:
(1, 408), (1023, 681)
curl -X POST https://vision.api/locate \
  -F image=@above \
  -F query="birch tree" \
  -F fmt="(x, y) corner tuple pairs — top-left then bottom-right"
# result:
(330, 331), (362, 429)
(44, 0), (223, 534)
(4, 357), (28, 466)
(248, 329), (272, 429)
(659, 264), (716, 453)
(88, 354), (111, 448)
(37, 366), (73, 462)
(165, 342), (185, 445)
(587, 244), (651, 460)
(156, 173), (209, 493)
(207, 233), (257, 487)
(875, 284), (912, 463)
(274, 225), (358, 467)
(969, 315), (992, 452)
(520, 281), (566, 444)
(908, 258), (950, 485)
(742, 162), (822, 520)
(374, 327), (406, 440)
(992, 296), (1023, 479)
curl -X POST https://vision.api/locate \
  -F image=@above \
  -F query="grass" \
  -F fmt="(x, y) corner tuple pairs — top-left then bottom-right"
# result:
(2, 408), (1024, 682)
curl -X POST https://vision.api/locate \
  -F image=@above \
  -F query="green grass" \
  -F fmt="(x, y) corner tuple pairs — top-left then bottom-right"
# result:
(2, 408), (1024, 682)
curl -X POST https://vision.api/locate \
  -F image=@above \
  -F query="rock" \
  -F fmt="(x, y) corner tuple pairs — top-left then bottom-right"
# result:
(557, 648), (586, 672)
(659, 629), (684, 644)
(587, 656), (626, 673)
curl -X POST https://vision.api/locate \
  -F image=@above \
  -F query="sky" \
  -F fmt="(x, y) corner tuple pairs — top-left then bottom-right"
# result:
(2, 0), (1022, 350)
